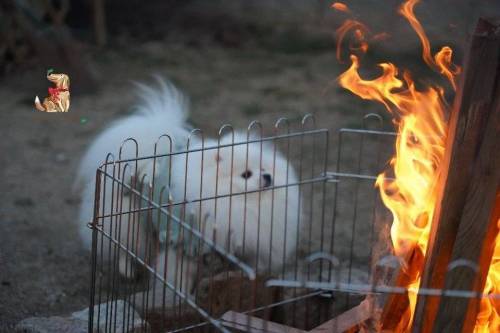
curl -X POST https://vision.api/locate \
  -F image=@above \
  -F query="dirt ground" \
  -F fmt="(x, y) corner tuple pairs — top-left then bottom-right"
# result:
(0, 37), (363, 332)
(1, 1), (499, 331)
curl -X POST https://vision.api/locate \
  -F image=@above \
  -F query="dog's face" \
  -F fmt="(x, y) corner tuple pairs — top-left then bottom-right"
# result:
(218, 144), (272, 193)
(47, 73), (70, 89)
(212, 136), (290, 196)
(172, 133), (295, 202)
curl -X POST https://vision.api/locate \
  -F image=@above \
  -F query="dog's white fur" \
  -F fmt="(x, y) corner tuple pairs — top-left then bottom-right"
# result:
(170, 133), (300, 275)
(76, 80), (300, 287)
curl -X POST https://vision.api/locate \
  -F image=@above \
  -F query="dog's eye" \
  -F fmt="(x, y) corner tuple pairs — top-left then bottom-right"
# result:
(241, 170), (253, 179)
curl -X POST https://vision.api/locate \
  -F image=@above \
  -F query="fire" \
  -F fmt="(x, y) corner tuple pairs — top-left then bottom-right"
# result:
(338, 51), (447, 331)
(398, 0), (433, 68)
(399, 0), (461, 89)
(475, 218), (500, 332)
(335, 20), (369, 61)
(331, 2), (350, 13)
(337, 10), (448, 262)
(434, 46), (461, 90)
(336, 0), (498, 331)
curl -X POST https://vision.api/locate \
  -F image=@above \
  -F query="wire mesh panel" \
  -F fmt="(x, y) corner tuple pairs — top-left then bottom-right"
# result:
(88, 114), (499, 333)
(88, 115), (332, 332)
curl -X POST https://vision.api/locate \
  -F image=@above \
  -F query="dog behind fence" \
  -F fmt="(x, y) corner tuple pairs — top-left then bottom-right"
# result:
(86, 114), (497, 333)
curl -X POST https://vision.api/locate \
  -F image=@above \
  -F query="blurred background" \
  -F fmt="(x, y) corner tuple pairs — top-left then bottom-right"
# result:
(0, 0), (498, 331)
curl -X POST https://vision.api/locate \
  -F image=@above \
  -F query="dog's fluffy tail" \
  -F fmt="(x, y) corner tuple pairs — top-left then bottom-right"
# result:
(75, 78), (190, 190)
(131, 77), (189, 123)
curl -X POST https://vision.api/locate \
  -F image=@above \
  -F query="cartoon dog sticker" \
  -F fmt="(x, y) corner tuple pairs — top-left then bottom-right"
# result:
(35, 71), (70, 112)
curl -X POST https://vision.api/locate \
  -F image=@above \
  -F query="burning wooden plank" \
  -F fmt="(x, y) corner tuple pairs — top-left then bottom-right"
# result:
(436, 193), (500, 332)
(431, 54), (500, 333)
(379, 248), (425, 331)
(411, 18), (500, 333)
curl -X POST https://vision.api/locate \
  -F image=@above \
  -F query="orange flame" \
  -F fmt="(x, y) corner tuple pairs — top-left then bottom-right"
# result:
(399, 0), (461, 89)
(434, 46), (461, 90)
(338, 48), (448, 329)
(475, 216), (500, 333)
(339, 53), (446, 259)
(331, 2), (350, 13)
(335, 20), (369, 61)
(336, 0), (497, 331)
(399, 0), (433, 67)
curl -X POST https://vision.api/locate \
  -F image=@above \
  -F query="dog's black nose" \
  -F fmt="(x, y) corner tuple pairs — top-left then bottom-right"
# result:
(262, 173), (272, 188)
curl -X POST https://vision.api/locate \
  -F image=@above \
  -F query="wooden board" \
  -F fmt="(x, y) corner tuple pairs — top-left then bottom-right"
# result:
(379, 248), (424, 331)
(431, 62), (500, 332)
(411, 18), (500, 333)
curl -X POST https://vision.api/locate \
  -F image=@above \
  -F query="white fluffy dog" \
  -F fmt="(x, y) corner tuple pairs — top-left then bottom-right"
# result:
(76, 80), (301, 293)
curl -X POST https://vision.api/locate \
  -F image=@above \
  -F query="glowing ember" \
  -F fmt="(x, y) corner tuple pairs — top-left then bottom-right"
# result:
(335, 0), (498, 331)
